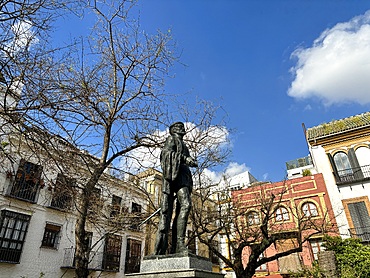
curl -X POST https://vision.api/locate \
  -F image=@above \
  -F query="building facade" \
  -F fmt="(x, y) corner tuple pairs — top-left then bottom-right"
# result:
(0, 154), (148, 278)
(306, 112), (370, 242)
(230, 174), (338, 277)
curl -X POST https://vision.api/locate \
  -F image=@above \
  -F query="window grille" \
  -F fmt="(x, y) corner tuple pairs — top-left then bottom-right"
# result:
(125, 238), (141, 274)
(102, 234), (122, 272)
(0, 210), (31, 263)
(50, 173), (75, 210)
(9, 159), (42, 202)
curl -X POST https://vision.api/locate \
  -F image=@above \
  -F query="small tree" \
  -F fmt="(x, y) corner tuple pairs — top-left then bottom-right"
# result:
(324, 235), (370, 278)
(191, 177), (338, 278)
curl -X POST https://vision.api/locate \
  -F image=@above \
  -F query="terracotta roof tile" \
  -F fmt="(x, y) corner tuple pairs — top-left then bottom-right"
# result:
(306, 111), (370, 141)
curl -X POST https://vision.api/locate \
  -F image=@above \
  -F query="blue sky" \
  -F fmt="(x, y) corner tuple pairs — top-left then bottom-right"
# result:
(55, 1), (370, 182)
(131, 1), (370, 182)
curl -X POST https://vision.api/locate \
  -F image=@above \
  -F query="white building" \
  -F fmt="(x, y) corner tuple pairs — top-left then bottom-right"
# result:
(218, 170), (258, 191)
(286, 155), (317, 179)
(0, 83), (148, 277)
(305, 112), (370, 241)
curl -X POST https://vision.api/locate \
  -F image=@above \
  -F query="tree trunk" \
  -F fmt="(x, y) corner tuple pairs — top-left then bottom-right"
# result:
(74, 168), (105, 278)
(74, 191), (90, 278)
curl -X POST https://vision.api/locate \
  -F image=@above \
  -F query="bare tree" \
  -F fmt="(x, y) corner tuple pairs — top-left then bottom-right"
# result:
(0, 1), (229, 277)
(190, 175), (339, 278)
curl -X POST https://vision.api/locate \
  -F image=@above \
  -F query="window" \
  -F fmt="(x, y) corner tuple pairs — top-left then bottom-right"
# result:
(309, 238), (324, 261)
(348, 201), (370, 242)
(302, 202), (318, 217)
(275, 206), (290, 222)
(9, 159), (42, 202)
(0, 210), (31, 263)
(355, 147), (370, 178)
(110, 195), (122, 218)
(50, 173), (75, 210)
(256, 252), (267, 271)
(102, 234), (122, 271)
(246, 211), (260, 226)
(86, 232), (93, 251)
(41, 223), (61, 249)
(131, 202), (142, 213)
(333, 152), (353, 177)
(125, 239), (141, 274)
(130, 203), (142, 230)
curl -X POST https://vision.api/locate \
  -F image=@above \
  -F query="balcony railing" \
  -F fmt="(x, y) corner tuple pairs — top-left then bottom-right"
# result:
(286, 156), (313, 170)
(349, 226), (370, 242)
(0, 247), (23, 263)
(335, 164), (370, 185)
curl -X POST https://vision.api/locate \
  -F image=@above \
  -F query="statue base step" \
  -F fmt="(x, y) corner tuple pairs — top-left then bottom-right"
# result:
(126, 253), (224, 278)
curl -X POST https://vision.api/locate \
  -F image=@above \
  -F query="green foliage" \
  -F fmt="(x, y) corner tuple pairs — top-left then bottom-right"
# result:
(323, 235), (370, 278)
(289, 261), (324, 278)
(302, 169), (312, 176)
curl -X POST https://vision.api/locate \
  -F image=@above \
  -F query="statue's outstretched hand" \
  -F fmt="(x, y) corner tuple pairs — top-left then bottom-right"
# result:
(186, 157), (198, 167)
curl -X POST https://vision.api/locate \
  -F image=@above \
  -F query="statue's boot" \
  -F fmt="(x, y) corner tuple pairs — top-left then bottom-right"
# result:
(176, 236), (188, 253)
(176, 218), (188, 253)
(154, 232), (167, 255)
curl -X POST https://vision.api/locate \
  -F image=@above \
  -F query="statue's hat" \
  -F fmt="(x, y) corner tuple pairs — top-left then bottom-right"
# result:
(169, 122), (185, 135)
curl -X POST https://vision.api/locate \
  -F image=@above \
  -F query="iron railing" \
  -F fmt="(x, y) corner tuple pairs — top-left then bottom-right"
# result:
(286, 156), (313, 170)
(0, 247), (23, 263)
(335, 164), (370, 185)
(349, 226), (370, 242)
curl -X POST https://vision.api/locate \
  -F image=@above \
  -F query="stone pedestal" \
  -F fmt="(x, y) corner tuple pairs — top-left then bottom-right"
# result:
(126, 253), (224, 278)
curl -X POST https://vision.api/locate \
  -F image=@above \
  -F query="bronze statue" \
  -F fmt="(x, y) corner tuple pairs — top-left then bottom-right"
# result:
(154, 122), (198, 255)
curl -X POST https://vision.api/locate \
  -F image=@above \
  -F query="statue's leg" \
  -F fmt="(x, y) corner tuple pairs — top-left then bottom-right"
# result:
(175, 187), (192, 253)
(170, 198), (181, 253)
(154, 191), (174, 255)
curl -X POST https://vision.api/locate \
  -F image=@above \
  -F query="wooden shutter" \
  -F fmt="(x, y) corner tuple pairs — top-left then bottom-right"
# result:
(348, 148), (364, 180)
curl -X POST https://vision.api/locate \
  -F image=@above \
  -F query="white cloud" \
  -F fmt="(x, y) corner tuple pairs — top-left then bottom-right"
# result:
(7, 21), (38, 54)
(225, 162), (250, 177)
(288, 10), (370, 105)
(202, 162), (250, 184)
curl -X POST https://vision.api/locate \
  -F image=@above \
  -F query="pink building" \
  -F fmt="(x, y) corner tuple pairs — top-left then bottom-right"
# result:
(231, 174), (339, 277)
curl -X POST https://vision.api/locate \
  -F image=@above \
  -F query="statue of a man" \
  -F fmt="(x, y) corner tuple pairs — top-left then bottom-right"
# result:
(154, 122), (198, 255)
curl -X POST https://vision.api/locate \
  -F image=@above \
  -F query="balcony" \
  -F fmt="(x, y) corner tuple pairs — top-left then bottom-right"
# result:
(334, 164), (370, 185)
(349, 226), (370, 242)
(286, 156), (312, 170)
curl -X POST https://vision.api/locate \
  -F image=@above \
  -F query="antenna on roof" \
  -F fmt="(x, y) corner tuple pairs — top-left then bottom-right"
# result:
(302, 123), (307, 140)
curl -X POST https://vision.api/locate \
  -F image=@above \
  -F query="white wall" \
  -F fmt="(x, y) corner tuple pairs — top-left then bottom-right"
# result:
(310, 145), (350, 237)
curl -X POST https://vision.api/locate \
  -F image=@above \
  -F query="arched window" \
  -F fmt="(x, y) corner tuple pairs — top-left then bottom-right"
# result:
(275, 206), (289, 222)
(333, 152), (352, 176)
(246, 211), (260, 226)
(355, 147), (370, 178)
(302, 202), (318, 217)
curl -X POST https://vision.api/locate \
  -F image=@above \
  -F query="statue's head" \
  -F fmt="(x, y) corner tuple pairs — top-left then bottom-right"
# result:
(169, 122), (186, 136)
